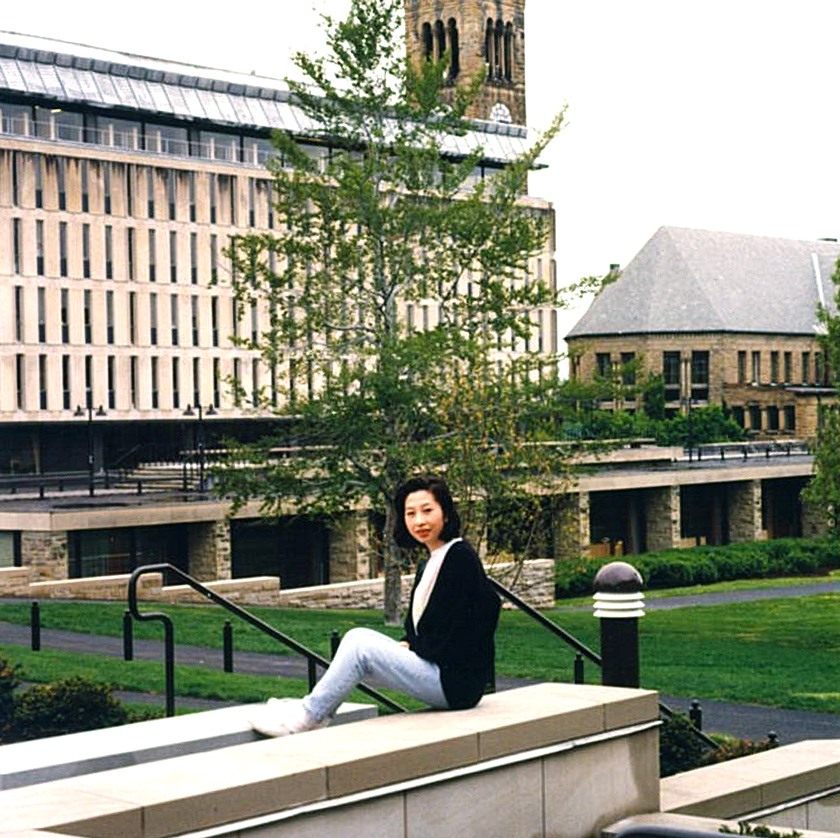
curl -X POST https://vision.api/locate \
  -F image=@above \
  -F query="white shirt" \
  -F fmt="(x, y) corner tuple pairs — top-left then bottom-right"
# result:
(411, 537), (461, 632)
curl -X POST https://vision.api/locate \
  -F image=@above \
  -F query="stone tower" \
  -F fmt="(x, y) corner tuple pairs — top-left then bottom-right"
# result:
(404, 0), (527, 127)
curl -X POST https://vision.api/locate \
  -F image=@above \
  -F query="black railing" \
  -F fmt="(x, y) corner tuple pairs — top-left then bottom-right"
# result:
(488, 578), (720, 751)
(127, 563), (407, 717)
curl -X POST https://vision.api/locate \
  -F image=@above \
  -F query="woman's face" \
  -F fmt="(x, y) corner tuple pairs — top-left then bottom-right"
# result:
(403, 489), (446, 551)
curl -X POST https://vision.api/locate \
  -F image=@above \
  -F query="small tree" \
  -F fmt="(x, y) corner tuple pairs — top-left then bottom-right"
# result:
(219, 0), (572, 622)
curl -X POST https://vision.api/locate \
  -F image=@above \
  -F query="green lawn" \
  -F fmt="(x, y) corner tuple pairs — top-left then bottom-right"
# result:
(0, 590), (838, 717)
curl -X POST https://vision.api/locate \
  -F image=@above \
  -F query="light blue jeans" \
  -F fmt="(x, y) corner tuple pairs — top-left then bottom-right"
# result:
(302, 627), (449, 722)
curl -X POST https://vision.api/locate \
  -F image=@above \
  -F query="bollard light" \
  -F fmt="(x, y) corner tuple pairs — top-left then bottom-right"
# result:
(593, 561), (645, 688)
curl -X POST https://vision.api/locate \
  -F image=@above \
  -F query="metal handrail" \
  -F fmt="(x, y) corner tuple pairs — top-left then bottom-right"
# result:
(127, 563), (407, 717)
(488, 577), (720, 751)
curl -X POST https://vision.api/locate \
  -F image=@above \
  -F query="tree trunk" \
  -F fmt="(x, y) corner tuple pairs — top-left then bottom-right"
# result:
(382, 501), (403, 626)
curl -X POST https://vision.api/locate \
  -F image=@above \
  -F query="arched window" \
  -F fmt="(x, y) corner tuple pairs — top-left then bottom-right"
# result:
(485, 19), (494, 79)
(434, 19), (446, 61)
(494, 20), (504, 79)
(421, 22), (433, 61)
(504, 22), (514, 81)
(447, 18), (460, 80)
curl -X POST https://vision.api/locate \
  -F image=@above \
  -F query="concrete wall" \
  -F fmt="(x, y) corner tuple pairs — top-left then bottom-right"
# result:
(0, 683), (661, 838)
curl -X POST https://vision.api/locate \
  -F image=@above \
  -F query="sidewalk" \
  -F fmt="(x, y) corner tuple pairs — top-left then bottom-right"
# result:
(1, 615), (836, 745)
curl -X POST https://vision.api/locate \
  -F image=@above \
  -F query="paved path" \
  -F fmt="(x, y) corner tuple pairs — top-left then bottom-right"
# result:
(1, 599), (837, 745)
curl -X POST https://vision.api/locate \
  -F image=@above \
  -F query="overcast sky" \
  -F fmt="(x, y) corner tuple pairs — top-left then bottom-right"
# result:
(4, 0), (840, 336)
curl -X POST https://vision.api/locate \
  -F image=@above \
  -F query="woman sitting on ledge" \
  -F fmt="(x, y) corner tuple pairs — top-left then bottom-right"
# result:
(249, 474), (501, 737)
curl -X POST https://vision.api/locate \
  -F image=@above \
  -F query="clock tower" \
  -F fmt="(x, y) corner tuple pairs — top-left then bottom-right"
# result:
(404, 0), (527, 127)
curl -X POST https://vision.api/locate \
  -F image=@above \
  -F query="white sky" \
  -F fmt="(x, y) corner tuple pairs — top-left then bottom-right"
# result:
(4, 0), (840, 337)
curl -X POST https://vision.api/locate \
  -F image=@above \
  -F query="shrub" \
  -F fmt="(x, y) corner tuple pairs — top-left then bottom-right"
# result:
(8, 676), (128, 742)
(555, 536), (840, 599)
(659, 712), (712, 777)
(0, 656), (22, 742)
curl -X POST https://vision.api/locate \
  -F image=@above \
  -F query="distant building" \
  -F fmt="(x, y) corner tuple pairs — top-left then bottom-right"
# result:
(566, 226), (839, 438)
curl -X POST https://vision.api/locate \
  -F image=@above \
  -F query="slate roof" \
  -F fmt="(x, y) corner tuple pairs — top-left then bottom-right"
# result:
(566, 226), (840, 339)
(0, 30), (530, 165)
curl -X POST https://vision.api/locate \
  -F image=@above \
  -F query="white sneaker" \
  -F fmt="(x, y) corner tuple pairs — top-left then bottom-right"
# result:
(249, 698), (329, 737)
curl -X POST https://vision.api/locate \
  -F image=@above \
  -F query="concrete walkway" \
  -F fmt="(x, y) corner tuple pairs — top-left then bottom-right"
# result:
(1, 586), (837, 745)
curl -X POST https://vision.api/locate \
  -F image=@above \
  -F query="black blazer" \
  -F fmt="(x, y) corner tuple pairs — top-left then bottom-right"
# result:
(403, 540), (501, 710)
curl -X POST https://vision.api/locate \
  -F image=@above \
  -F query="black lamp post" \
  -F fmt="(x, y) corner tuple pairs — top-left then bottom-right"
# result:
(183, 404), (216, 491)
(74, 401), (107, 496)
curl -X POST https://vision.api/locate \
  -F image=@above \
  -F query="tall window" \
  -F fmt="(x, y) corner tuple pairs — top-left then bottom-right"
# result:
(107, 356), (116, 409)
(38, 354), (47, 409)
(80, 159), (90, 212)
(36, 220), (44, 276)
(211, 296), (219, 347)
(737, 350), (747, 384)
(14, 286), (24, 342)
(103, 162), (112, 214)
(167, 169), (177, 220)
(192, 357), (201, 406)
(151, 357), (159, 408)
(150, 292), (158, 345)
(59, 222), (68, 277)
(691, 351), (709, 401)
(802, 351), (811, 384)
(148, 229), (157, 282)
(595, 352), (611, 379)
(191, 295), (200, 346)
(83, 290), (92, 344)
(15, 354), (25, 410)
(213, 358), (221, 408)
(12, 218), (22, 274)
(106, 290), (115, 344)
(663, 351), (681, 401)
(57, 157), (66, 210)
(128, 292), (137, 344)
(37, 287), (46, 343)
(169, 231), (178, 283)
(170, 295), (180, 345)
(783, 351), (792, 384)
(130, 356), (138, 408)
(62, 354), (71, 410)
(127, 227), (136, 280)
(82, 224), (91, 278)
(770, 351), (779, 384)
(191, 233), (198, 284)
(172, 357), (181, 409)
(60, 288), (69, 343)
(104, 225), (113, 279)
(751, 351), (761, 384)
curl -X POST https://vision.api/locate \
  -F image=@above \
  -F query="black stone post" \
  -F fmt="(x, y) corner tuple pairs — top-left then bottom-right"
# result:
(593, 561), (645, 688)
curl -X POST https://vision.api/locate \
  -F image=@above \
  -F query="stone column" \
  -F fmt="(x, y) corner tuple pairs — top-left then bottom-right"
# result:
(800, 495), (827, 539)
(554, 491), (590, 560)
(188, 521), (231, 581)
(728, 479), (765, 542)
(328, 512), (371, 582)
(645, 486), (681, 552)
(21, 531), (69, 581)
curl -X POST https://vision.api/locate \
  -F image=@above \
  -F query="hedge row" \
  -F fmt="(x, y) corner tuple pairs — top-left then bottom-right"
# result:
(555, 537), (840, 598)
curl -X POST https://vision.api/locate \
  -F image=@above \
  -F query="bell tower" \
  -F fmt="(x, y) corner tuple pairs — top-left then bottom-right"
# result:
(404, 0), (527, 127)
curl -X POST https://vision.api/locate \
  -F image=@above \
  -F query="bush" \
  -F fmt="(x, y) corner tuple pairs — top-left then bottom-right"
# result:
(556, 536), (840, 599)
(659, 712), (712, 777)
(8, 676), (128, 742)
(0, 656), (22, 742)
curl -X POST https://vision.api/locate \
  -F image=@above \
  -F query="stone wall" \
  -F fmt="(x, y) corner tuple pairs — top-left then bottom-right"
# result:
(728, 479), (765, 542)
(20, 530), (68, 581)
(188, 521), (231, 581)
(277, 559), (554, 610)
(645, 487), (681, 552)
(328, 513), (372, 582)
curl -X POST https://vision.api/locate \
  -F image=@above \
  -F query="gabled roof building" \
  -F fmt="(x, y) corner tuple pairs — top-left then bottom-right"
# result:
(567, 226), (839, 438)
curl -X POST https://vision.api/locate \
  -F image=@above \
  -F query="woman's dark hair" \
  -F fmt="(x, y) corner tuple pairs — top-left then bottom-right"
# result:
(393, 475), (461, 549)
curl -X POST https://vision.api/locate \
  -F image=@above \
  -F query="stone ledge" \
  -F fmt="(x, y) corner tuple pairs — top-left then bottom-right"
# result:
(604, 812), (840, 838)
(661, 739), (840, 819)
(0, 682), (660, 837)
(0, 701), (376, 791)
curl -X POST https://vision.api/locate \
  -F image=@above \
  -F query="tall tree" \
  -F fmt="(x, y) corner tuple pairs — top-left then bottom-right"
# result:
(803, 256), (840, 535)
(219, 0), (569, 622)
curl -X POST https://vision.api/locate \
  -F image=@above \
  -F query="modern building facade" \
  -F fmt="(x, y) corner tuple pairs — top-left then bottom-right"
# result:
(0, 6), (561, 586)
(566, 226), (839, 438)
